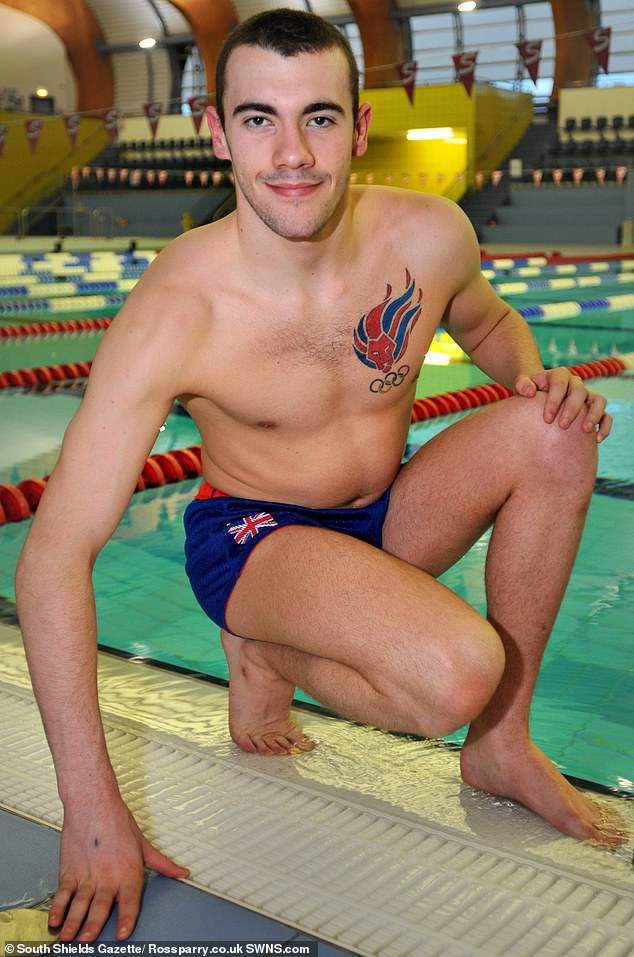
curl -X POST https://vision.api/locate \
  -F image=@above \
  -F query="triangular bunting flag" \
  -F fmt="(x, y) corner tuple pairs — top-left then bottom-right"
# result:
(143, 102), (162, 140)
(397, 62), (417, 104)
(584, 27), (611, 74)
(188, 95), (209, 134)
(102, 109), (120, 144)
(25, 118), (42, 153)
(452, 51), (478, 96)
(516, 40), (542, 85)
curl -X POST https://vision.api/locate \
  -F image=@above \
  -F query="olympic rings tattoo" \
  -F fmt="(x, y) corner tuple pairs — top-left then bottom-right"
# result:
(369, 365), (410, 394)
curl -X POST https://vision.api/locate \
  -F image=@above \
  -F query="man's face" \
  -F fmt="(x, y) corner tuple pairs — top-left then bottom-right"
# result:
(208, 45), (371, 242)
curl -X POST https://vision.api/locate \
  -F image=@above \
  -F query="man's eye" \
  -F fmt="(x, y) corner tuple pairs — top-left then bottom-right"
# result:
(246, 116), (269, 127)
(309, 116), (333, 127)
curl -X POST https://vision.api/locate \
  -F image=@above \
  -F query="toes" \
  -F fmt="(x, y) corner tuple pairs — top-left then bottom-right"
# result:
(231, 726), (315, 756)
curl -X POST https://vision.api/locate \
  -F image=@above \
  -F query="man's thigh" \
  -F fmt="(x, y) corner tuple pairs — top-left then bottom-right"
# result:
(383, 394), (551, 575)
(225, 523), (484, 682)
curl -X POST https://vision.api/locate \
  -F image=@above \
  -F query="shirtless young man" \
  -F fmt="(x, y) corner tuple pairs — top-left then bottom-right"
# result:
(15, 7), (625, 945)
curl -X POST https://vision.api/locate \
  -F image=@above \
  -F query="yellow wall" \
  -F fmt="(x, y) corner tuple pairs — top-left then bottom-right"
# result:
(352, 135), (468, 202)
(353, 83), (532, 198)
(0, 112), (108, 232)
(473, 85), (533, 181)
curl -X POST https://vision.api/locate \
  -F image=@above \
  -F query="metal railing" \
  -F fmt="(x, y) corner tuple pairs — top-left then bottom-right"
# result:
(10, 204), (117, 239)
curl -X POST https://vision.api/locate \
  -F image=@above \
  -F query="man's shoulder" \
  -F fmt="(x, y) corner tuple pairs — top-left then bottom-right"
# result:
(151, 218), (234, 276)
(354, 185), (467, 232)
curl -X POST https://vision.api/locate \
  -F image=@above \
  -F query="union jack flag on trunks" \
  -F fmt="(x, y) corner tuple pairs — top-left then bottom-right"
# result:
(228, 512), (279, 544)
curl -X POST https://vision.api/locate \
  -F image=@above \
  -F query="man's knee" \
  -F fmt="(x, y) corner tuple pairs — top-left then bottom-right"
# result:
(395, 619), (505, 739)
(505, 392), (597, 487)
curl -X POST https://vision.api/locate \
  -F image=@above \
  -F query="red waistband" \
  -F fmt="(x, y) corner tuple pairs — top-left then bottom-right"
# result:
(195, 482), (228, 500)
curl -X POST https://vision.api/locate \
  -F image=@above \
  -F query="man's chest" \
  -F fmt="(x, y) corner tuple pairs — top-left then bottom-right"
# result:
(238, 267), (444, 380)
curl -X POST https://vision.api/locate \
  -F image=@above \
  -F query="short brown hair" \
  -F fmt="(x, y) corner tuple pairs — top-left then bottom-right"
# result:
(215, 8), (360, 128)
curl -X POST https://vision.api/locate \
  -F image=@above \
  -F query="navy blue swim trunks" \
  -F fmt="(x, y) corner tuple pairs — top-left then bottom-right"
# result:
(183, 482), (391, 631)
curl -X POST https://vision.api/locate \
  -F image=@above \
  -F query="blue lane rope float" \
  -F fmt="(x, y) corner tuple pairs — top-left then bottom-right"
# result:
(482, 261), (634, 281)
(0, 279), (138, 299)
(493, 273), (634, 296)
(0, 293), (127, 317)
(517, 294), (634, 322)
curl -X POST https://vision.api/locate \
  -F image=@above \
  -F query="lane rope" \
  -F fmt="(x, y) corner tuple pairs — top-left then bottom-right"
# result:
(1, 355), (632, 526)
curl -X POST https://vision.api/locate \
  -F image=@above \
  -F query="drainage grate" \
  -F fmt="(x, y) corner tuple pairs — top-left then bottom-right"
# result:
(1, 676), (633, 957)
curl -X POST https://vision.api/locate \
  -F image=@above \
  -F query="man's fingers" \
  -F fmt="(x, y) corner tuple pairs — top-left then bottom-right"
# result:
(114, 878), (145, 941)
(75, 888), (122, 942)
(542, 377), (570, 423)
(56, 881), (101, 941)
(596, 411), (613, 442)
(143, 840), (190, 879)
(48, 881), (75, 930)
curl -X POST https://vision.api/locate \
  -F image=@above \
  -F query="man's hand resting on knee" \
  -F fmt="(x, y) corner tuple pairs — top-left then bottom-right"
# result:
(515, 367), (612, 442)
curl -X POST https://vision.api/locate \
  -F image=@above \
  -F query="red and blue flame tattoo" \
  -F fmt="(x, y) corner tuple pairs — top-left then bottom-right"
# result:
(353, 270), (422, 375)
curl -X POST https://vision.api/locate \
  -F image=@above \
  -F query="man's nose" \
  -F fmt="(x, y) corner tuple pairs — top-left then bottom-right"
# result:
(272, 124), (315, 169)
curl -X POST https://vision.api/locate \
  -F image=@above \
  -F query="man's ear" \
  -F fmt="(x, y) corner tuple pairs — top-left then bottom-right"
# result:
(207, 106), (230, 161)
(352, 102), (372, 158)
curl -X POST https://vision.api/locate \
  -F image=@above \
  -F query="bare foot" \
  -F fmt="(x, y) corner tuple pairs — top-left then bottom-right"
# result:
(460, 726), (627, 848)
(221, 629), (315, 756)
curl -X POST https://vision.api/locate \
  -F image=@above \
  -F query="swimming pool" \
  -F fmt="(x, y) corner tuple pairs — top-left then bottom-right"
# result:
(1, 260), (633, 798)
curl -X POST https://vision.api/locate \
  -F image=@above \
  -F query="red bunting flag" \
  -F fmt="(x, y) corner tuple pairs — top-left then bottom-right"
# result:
(491, 170), (503, 187)
(64, 113), (80, 150)
(188, 95), (208, 134)
(102, 109), (120, 144)
(572, 167), (584, 186)
(516, 40), (542, 85)
(143, 102), (162, 140)
(25, 118), (42, 153)
(584, 27), (611, 74)
(452, 51), (478, 96)
(0, 123), (8, 157)
(616, 165), (627, 184)
(551, 168), (563, 186)
(595, 167), (606, 185)
(532, 169), (543, 187)
(396, 61), (417, 105)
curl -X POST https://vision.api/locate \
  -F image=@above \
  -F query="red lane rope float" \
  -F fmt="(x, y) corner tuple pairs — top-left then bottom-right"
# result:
(1, 355), (628, 526)
(410, 357), (627, 422)
(0, 446), (204, 526)
(0, 317), (112, 338)
(0, 360), (93, 390)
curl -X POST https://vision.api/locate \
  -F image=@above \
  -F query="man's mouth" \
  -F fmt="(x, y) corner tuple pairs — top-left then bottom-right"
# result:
(265, 180), (322, 198)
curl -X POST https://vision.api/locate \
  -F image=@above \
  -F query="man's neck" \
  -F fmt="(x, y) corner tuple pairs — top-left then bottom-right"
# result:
(232, 193), (360, 288)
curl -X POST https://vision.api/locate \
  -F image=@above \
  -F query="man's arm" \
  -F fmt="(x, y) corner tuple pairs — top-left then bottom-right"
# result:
(439, 203), (611, 441)
(15, 266), (196, 941)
